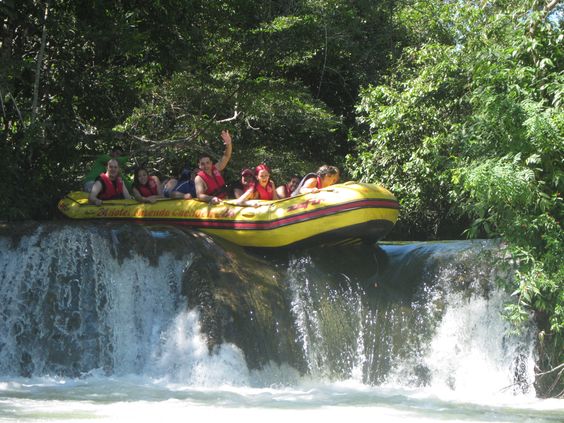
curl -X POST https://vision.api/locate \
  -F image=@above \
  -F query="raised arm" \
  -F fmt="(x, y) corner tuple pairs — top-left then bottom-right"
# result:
(215, 130), (233, 172)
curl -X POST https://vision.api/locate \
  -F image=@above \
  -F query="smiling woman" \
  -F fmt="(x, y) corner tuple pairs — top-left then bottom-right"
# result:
(235, 163), (279, 206)
(292, 165), (340, 197)
(131, 167), (163, 204)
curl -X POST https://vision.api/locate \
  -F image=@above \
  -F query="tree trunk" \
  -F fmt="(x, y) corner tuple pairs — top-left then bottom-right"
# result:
(0, 0), (14, 66)
(529, 0), (560, 37)
(1, 0), (15, 134)
(31, 0), (50, 123)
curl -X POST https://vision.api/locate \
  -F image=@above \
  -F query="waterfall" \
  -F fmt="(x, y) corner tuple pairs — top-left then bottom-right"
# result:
(285, 241), (537, 395)
(0, 223), (538, 396)
(0, 223), (248, 384)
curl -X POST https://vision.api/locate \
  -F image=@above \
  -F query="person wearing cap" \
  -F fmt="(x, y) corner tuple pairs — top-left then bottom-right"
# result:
(235, 164), (279, 206)
(233, 168), (256, 198)
(162, 168), (197, 199)
(195, 130), (232, 204)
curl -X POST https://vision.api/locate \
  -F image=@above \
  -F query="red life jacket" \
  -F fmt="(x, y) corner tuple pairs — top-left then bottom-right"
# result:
(137, 176), (159, 197)
(254, 181), (274, 200)
(314, 176), (322, 189)
(197, 166), (227, 198)
(98, 172), (124, 200)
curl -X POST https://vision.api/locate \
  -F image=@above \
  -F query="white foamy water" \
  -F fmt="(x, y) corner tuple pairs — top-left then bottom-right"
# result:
(0, 228), (562, 422)
(0, 306), (561, 422)
(422, 290), (535, 398)
(1, 375), (563, 422)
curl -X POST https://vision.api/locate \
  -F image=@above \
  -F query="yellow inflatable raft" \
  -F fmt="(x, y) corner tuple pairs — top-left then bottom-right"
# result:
(58, 182), (399, 248)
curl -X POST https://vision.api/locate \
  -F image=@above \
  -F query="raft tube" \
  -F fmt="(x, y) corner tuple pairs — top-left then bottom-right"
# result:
(57, 182), (399, 248)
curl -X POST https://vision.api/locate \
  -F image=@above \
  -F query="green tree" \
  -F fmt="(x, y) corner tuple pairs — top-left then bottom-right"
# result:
(348, 0), (563, 396)
(0, 0), (204, 217)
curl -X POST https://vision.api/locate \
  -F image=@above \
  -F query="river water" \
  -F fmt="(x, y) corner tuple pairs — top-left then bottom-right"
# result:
(0, 223), (562, 422)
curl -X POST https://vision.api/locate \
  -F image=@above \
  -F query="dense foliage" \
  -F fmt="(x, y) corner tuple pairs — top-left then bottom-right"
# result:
(1, 0), (562, 396)
(349, 0), (563, 396)
(1, 0), (400, 216)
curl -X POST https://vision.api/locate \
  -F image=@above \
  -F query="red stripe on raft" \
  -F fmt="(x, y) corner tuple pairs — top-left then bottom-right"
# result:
(140, 199), (399, 231)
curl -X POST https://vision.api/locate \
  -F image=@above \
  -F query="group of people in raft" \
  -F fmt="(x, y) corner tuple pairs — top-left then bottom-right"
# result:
(86, 130), (341, 207)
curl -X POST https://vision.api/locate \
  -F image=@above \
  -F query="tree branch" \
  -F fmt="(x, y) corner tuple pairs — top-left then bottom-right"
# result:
(215, 109), (240, 123)
(130, 131), (201, 148)
(7, 92), (22, 124)
(0, 89), (6, 121)
(545, 0), (560, 14)
(245, 117), (260, 130)
(317, 22), (328, 99)
(545, 366), (564, 397)
(529, 0), (560, 37)
(536, 361), (564, 377)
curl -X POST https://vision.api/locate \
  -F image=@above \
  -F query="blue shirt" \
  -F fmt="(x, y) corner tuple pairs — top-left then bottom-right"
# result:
(172, 180), (196, 197)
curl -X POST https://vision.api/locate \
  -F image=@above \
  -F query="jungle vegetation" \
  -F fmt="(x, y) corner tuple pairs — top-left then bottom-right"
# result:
(1, 0), (562, 397)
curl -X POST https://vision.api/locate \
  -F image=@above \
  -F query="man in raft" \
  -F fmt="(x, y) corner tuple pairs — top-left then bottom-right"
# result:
(83, 145), (132, 192)
(194, 130), (232, 205)
(88, 158), (132, 205)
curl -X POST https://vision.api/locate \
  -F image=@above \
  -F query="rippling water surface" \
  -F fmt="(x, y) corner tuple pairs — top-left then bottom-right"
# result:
(1, 375), (563, 422)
